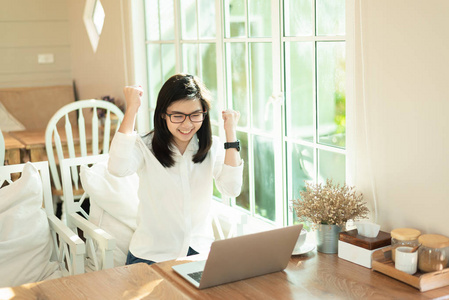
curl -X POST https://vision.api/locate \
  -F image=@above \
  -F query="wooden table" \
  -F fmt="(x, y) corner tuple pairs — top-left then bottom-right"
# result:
(9, 128), (96, 163)
(2, 251), (448, 299)
(3, 131), (25, 165)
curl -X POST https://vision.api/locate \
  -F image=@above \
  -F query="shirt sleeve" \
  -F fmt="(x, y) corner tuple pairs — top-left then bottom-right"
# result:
(108, 131), (144, 177)
(212, 136), (244, 197)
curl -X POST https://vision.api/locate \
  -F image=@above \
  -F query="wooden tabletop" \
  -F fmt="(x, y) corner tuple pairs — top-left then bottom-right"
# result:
(1, 251), (448, 300)
(9, 127), (94, 149)
(153, 252), (449, 300)
(0, 263), (188, 300)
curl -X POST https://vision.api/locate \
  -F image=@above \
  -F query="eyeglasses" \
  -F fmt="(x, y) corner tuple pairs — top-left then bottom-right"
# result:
(165, 111), (207, 123)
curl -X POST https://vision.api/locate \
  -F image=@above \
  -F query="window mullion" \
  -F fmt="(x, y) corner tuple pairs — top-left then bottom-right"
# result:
(267, 0), (283, 226)
(312, 0), (318, 183)
(174, 0), (182, 73)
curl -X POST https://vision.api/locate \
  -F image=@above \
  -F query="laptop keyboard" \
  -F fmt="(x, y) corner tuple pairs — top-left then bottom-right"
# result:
(187, 271), (203, 283)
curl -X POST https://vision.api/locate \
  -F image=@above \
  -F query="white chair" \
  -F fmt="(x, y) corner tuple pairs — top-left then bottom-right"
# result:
(45, 99), (124, 200)
(60, 154), (117, 271)
(211, 202), (247, 240)
(0, 130), (4, 166)
(0, 161), (85, 287)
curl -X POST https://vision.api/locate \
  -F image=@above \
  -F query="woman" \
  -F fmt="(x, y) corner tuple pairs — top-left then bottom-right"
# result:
(108, 74), (243, 265)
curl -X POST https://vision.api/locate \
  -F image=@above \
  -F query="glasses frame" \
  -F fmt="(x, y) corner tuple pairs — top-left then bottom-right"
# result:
(165, 111), (208, 123)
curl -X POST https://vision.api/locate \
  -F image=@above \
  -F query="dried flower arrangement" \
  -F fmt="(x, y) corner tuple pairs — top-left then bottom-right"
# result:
(292, 179), (369, 229)
(94, 95), (125, 119)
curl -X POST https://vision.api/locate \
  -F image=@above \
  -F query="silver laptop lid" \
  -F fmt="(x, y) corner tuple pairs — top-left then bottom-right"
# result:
(199, 224), (303, 289)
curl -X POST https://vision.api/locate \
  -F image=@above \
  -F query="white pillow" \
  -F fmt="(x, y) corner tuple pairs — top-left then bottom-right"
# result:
(80, 160), (139, 267)
(0, 163), (61, 288)
(0, 102), (25, 132)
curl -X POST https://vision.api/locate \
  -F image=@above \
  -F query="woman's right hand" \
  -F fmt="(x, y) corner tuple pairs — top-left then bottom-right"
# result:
(118, 85), (144, 134)
(123, 85), (144, 112)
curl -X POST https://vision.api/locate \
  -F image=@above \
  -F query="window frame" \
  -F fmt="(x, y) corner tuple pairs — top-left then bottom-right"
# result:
(131, 0), (352, 230)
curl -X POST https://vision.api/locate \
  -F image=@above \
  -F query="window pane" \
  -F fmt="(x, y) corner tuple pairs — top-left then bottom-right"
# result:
(146, 44), (162, 108)
(248, 0), (271, 38)
(250, 42), (273, 132)
(182, 44), (198, 75)
(198, 0), (216, 39)
(226, 42), (248, 127)
(318, 149), (345, 185)
(180, 0), (197, 39)
(160, 0), (175, 40)
(200, 44), (218, 122)
(317, 42), (345, 148)
(145, 0), (160, 41)
(287, 142), (315, 200)
(316, 0), (345, 36)
(224, 0), (246, 38)
(254, 135), (275, 221)
(92, 0), (105, 35)
(285, 42), (313, 142)
(161, 44), (176, 82)
(283, 0), (313, 37)
(235, 131), (249, 211)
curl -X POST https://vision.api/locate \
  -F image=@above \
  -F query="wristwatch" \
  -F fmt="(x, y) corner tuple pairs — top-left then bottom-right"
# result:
(224, 140), (240, 152)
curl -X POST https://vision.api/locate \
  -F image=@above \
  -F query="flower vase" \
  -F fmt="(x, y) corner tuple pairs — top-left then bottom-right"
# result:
(316, 224), (342, 254)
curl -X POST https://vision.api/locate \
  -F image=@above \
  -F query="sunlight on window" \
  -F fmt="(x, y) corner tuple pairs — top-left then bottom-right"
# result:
(83, 0), (105, 52)
(93, 0), (105, 35)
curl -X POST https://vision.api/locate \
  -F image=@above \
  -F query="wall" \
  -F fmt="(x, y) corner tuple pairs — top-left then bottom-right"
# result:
(67, 0), (132, 102)
(0, 0), (72, 88)
(352, 0), (449, 236)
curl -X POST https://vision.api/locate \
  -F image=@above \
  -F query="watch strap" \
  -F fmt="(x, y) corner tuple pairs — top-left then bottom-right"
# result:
(224, 140), (240, 151)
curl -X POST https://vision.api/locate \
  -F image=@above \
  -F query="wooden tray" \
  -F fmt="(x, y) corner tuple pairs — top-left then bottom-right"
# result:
(371, 246), (449, 292)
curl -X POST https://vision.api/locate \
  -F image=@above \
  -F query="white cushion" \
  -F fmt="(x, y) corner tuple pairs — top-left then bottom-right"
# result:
(80, 160), (139, 267)
(0, 102), (25, 132)
(0, 163), (61, 288)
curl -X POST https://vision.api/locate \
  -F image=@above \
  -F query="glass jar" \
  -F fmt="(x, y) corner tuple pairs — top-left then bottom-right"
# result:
(391, 228), (421, 261)
(418, 234), (449, 273)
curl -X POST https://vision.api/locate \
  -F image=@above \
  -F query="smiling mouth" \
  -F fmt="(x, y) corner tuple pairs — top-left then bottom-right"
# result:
(179, 129), (192, 135)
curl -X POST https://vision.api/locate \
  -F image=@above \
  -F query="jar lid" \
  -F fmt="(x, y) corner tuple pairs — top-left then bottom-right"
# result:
(418, 234), (449, 249)
(391, 228), (421, 240)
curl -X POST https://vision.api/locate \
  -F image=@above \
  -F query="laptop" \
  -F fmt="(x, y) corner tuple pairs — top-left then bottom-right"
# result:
(172, 224), (303, 289)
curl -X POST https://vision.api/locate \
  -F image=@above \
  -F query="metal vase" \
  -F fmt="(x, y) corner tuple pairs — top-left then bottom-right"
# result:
(316, 224), (342, 254)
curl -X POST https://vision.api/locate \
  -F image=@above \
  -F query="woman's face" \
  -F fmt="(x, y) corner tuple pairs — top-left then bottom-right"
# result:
(164, 99), (204, 152)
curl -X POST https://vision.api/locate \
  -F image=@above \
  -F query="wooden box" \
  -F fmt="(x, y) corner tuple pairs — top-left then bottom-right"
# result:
(338, 229), (391, 268)
(372, 246), (449, 292)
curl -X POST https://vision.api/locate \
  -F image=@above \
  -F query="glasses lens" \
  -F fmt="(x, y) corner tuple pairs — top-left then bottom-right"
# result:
(190, 113), (204, 122)
(170, 114), (186, 123)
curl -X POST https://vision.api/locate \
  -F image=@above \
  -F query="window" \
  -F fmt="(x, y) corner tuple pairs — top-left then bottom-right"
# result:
(143, 0), (346, 226)
(83, 0), (106, 52)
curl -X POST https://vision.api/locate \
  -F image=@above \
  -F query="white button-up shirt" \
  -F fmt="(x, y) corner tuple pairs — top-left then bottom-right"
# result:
(108, 131), (243, 262)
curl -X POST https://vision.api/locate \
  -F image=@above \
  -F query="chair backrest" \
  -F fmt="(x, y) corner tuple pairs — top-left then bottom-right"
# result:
(0, 161), (85, 277)
(0, 130), (4, 166)
(45, 100), (124, 194)
(60, 154), (109, 217)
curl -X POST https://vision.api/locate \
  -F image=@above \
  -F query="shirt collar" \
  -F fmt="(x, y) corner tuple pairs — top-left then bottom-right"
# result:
(169, 134), (199, 155)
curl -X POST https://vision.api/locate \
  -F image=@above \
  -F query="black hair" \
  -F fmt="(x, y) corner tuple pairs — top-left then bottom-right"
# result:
(150, 73), (212, 168)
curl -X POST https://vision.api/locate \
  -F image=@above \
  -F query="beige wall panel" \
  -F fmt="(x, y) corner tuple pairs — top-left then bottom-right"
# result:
(0, 0), (68, 21)
(0, 71), (72, 88)
(0, 21), (70, 48)
(354, 0), (449, 237)
(0, 46), (70, 74)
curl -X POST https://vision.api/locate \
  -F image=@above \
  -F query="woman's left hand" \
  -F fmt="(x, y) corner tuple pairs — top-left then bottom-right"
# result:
(222, 109), (240, 139)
